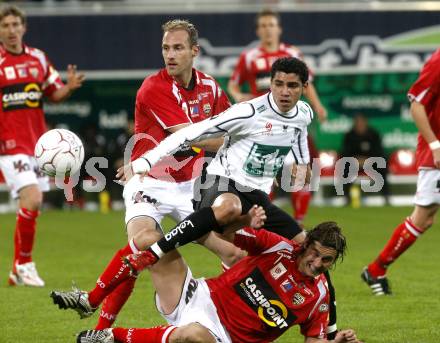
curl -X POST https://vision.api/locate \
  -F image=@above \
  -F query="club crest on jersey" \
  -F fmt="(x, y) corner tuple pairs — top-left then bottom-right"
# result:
(292, 292), (305, 305)
(203, 103), (211, 115)
(319, 303), (329, 312)
(29, 67), (39, 78)
(283, 125), (288, 132)
(270, 262), (287, 280)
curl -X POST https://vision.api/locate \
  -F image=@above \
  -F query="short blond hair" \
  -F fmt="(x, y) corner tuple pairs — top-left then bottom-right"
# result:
(0, 5), (26, 25)
(162, 19), (198, 47)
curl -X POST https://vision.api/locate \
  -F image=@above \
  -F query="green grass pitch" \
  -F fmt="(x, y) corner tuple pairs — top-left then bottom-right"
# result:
(0, 206), (439, 343)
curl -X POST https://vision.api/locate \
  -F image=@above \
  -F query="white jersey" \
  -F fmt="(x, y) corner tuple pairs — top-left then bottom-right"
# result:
(138, 92), (313, 194)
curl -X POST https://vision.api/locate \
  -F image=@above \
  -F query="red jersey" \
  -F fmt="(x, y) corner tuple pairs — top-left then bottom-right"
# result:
(132, 68), (230, 182)
(206, 228), (329, 343)
(230, 43), (313, 97)
(0, 44), (64, 155)
(407, 49), (440, 169)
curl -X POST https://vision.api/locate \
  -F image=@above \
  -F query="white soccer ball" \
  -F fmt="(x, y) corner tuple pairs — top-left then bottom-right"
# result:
(34, 129), (84, 177)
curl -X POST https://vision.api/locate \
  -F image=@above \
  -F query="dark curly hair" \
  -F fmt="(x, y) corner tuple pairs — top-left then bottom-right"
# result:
(270, 57), (309, 85)
(304, 221), (347, 263)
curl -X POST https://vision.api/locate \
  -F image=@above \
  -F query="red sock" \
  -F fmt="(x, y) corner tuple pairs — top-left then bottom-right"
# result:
(95, 276), (136, 329)
(291, 189), (312, 223)
(12, 227), (20, 272)
(88, 241), (138, 308)
(112, 326), (176, 343)
(368, 218), (423, 277)
(16, 208), (39, 265)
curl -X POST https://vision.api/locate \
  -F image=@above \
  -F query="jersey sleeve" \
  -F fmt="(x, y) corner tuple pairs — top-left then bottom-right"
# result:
(407, 50), (440, 106)
(137, 82), (192, 129)
(291, 128), (310, 165)
(42, 58), (65, 96)
(233, 228), (295, 256)
(299, 296), (330, 339)
(229, 52), (249, 86)
(213, 85), (232, 114)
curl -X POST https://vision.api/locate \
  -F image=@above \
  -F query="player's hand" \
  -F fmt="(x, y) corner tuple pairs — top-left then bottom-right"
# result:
(247, 205), (267, 229)
(115, 163), (135, 184)
(433, 148), (440, 169)
(333, 329), (363, 343)
(66, 64), (85, 91)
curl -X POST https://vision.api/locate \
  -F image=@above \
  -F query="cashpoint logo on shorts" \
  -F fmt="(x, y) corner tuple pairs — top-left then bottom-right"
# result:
(2, 82), (43, 111)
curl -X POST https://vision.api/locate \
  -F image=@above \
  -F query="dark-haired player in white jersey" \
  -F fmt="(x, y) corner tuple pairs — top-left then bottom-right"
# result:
(76, 221), (361, 343)
(228, 9), (327, 227)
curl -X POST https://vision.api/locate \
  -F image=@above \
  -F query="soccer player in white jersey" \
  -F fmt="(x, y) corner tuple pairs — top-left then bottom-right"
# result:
(120, 57), (311, 271)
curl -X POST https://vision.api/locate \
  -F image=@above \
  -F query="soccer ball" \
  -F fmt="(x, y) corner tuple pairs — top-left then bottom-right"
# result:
(34, 129), (84, 177)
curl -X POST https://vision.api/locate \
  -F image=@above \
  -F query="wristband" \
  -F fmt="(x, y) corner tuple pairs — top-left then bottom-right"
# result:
(429, 140), (440, 151)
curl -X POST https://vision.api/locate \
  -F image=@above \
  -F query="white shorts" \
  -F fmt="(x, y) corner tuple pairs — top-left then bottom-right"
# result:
(155, 268), (232, 343)
(0, 154), (50, 199)
(123, 175), (195, 225)
(414, 169), (440, 206)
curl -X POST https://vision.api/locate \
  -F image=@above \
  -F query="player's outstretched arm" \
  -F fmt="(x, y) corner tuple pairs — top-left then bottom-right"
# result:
(411, 101), (440, 169)
(49, 64), (85, 103)
(126, 102), (255, 176)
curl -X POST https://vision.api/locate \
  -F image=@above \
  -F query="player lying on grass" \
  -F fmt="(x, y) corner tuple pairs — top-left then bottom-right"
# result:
(75, 212), (360, 343)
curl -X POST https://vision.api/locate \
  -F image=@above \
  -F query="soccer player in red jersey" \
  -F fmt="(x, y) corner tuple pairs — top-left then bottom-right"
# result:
(51, 19), (242, 329)
(362, 48), (440, 295)
(76, 219), (361, 343)
(0, 5), (84, 287)
(228, 9), (326, 226)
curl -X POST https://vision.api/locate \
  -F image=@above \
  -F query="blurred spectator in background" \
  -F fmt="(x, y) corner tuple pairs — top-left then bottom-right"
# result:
(227, 9), (336, 339)
(340, 113), (389, 205)
(0, 5), (84, 287)
(361, 48), (440, 296)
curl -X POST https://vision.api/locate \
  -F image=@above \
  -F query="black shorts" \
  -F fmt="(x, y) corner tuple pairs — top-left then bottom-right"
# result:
(193, 174), (302, 240)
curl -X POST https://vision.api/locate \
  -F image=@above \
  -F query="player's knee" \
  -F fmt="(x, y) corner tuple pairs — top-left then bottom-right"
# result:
(170, 323), (216, 343)
(212, 194), (242, 226)
(19, 187), (43, 210)
(134, 229), (162, 250)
